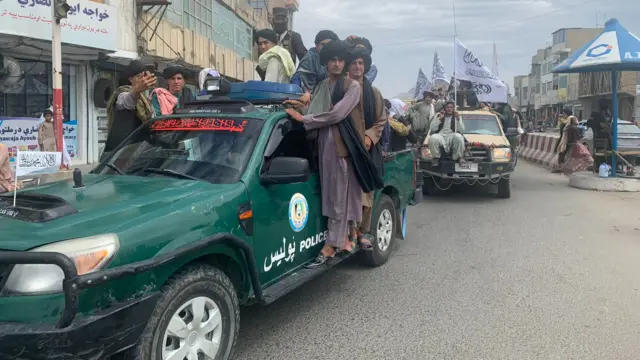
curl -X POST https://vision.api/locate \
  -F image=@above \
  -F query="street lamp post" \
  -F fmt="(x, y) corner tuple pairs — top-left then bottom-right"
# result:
(52, 0), (70, 168)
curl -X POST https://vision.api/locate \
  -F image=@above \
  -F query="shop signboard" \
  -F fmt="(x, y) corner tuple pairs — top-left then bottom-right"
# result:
(0, 0), (118, 51)
(0, 117), (78, 169)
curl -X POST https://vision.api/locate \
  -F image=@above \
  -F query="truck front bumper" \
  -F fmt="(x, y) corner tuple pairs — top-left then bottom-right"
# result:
(0, 293), (159, 359)
(420, 159), (515, 180)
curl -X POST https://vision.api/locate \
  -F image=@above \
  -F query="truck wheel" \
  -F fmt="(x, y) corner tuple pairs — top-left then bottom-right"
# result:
(135, 264), (240, 360)
(497, 177), (511, 199)
(360, 194), (396, 267)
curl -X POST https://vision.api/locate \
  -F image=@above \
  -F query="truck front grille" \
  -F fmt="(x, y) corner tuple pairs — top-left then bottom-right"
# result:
(467, 147), (490, 161)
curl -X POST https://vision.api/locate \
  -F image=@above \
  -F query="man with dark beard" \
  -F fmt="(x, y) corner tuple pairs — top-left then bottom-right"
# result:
(271, 7), (307, 64)
(345, 46), (388, 248)
(284, 40), (383, 266)
(104, 60), (155, 155)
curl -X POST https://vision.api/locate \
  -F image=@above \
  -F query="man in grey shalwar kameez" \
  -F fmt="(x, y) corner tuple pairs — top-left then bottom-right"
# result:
(407, 90), (437, 139)
(285, 40), (363, 266)
(429, 101), (466, 166)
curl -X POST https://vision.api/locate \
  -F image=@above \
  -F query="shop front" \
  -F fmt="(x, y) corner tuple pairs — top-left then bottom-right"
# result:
(0, 0), (118, 168)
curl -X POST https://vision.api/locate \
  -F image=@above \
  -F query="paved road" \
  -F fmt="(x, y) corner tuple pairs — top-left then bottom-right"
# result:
(234, 162), (640, 360)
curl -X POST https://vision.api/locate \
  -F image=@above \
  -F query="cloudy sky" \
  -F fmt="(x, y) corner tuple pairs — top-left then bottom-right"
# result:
(292, 0), (640, 98)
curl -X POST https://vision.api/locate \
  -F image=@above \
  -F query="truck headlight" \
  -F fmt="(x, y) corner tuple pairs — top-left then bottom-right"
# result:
(492, 148), (512, 161)
(3, 234), (120, 295)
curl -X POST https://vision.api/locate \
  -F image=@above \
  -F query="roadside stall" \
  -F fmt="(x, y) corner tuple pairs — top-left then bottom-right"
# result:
(552, 18), (640, 177)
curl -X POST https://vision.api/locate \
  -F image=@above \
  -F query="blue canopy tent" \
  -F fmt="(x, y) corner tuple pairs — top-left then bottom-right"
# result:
(552, 18), (640, 176)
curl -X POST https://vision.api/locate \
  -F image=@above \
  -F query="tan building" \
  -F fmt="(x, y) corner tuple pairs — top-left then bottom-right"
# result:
(137, 0), (275, 82)
(516, 28), (603, 122)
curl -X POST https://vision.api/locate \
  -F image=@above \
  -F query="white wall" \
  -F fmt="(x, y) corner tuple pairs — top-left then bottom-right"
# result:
(107, 0), (138, 53)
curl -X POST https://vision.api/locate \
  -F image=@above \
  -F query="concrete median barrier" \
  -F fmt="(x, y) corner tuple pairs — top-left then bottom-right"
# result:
(519, 132), (560, 169)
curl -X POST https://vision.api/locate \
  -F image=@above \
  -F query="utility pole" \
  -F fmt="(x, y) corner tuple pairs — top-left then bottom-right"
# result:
(52, 0), (70, 168)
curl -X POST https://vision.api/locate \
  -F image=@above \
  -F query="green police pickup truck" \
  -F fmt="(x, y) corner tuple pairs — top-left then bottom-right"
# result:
(0, 85), (420, 359)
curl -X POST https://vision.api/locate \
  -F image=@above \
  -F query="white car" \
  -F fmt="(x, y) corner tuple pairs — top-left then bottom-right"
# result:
(579, 119), (640, 153)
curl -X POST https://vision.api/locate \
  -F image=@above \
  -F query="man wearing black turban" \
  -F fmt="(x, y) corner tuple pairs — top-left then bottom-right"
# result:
(291, 30), (339, 93)
(103, 59), (156, 155)
(345, 35), (378, 83)
(345, 46), (388, 247)
(254, 28), (296, 83)
(284, 40), (383, 266)
(150, 65), (194, 115)
(270, 7), (307, 64)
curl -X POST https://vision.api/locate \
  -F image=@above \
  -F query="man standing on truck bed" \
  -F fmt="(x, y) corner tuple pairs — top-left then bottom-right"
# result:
(285, 40), (364, 266)
(291, 30), (340, 93)
(104, 60), (156, 156)
(429, 101), (466, 167)
(345, 46), (388, 250)
(408, 90), (437, 141)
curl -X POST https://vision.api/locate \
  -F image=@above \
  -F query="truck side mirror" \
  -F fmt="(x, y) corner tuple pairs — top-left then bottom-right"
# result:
(260, 157), (310, 185)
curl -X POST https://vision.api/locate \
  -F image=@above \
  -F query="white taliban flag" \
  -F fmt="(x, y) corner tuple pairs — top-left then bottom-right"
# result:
(412, 68), (432, 100)
(15, 151), (63, 177)
(12, 150), (62, 206)
(431, 51), (449, 89)
(454, 38), (508, 103)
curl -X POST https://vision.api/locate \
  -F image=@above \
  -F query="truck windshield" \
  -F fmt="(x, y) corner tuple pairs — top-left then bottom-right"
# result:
(98, 117), (263, 183)
(462, 114), (502, 136)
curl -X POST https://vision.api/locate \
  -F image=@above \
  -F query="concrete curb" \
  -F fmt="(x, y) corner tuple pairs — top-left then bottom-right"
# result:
(519, 133), (559, 169)
(569, 171), (640, 192)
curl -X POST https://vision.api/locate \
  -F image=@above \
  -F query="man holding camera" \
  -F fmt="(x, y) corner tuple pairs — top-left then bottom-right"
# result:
(103, 60), (156, 155)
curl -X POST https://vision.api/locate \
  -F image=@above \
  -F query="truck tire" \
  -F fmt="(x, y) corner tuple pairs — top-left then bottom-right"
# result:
(134, 264), (240, 360)
(360, 194), (396, 267)
(497, 177), (511, 199)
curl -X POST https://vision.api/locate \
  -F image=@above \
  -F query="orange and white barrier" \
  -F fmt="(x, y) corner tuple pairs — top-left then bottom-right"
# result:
(519, 132), (560, 169)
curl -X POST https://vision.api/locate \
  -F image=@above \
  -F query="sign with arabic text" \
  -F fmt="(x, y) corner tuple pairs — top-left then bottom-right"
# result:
(0, 117), (78, 168)
(15, 151), (62, 176)
(151, 118), (248, 132)
(0, 0), (117, 51)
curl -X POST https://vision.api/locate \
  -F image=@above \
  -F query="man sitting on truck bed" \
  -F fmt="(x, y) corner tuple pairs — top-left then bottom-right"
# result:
(429, 101), (466, 167)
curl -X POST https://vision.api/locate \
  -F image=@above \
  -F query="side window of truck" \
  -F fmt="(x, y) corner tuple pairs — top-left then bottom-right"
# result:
(262, 118), (318, 172)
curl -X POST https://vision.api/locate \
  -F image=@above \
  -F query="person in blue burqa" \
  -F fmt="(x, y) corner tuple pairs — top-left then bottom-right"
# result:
(290, 30), (340, 93)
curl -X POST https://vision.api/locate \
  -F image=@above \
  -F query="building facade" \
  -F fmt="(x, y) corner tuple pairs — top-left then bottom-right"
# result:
(0, 0), (125, 168)
(1, 0), (295, 167)
(513, 27), (602, 123)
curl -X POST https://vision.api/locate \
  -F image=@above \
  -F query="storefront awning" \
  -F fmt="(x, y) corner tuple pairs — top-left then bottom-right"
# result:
(105, 50), (139, 65)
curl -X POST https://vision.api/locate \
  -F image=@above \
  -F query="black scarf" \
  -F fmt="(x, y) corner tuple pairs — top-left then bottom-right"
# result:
(360, 77), (385, 181)
(332, 77), (384, 193)
(434, 114), (457, 134)
(362, 78), (376, 128)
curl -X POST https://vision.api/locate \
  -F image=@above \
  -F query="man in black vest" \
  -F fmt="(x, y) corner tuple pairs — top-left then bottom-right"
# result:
(271, 7), (307, 64)
(103, 60), (155, 156)
(428, 101), (466, 166)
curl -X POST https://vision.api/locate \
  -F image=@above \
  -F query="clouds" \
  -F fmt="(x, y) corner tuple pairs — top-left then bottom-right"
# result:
(293, 0), (639, 97)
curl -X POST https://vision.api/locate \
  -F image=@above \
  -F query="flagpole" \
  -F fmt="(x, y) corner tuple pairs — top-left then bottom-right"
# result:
(452, 0), (458, 107)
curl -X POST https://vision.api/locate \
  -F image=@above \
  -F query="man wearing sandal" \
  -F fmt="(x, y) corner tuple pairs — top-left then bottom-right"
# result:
(344, 46), (388, 251)
(284, 40), (364, 267)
